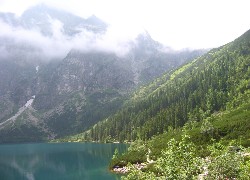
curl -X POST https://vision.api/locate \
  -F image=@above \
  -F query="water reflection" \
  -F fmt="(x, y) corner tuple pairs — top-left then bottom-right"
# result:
(0, 143), (126, 180)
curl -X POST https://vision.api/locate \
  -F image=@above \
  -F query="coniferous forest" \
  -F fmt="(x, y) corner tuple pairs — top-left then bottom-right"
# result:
(79, 29), (250, 143)
(63, 29), (250, 179)
(1, 2), (250, 180)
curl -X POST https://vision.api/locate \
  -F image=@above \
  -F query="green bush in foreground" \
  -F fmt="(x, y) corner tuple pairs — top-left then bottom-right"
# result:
(205, 142), (250, 180)
(122, 135), (250, 180)
(122, 134), (203, 180)
(155, 135), (203, 179)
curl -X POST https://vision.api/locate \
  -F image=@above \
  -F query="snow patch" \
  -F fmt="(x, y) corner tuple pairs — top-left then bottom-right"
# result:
(0, 95), (36, 128)
(36, 66), (39, 73)
(25, 99), (34, 107)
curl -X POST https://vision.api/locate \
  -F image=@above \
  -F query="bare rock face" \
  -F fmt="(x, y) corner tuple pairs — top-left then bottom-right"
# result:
(0, 5), (206, 142)
(32, 51), (134, 110)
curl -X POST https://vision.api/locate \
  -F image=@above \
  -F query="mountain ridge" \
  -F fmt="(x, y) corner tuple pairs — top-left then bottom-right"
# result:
(0, 4), (108, 36)
(0, 5), (207, 143)
(75, 28), (250, 143)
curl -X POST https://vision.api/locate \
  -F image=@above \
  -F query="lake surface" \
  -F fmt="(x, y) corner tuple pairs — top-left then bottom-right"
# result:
(0, 143), (127, 180)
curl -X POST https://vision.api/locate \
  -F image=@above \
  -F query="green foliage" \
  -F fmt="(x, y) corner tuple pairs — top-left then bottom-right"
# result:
(118, 135), (250, 180)
(112, 99), (250, 178)
(154, 134), (203, 179)
(200, 118), (214, 136)
(0, 123), (47, 143)
(110, 148), (147, 169)
(127, 139), (146, 152)
(112, 148), (119, 159)
(122, 163), (157, 180)
(46, 89), (125, 138)
(187, 102), (250, 147)
(121, 134), (203, 179)
(81, 29), (250, 143)
(205, 142), (250, 179)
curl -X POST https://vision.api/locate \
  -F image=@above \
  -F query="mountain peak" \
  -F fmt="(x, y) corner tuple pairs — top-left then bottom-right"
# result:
(137, 30), (153, 41)
(0, 12), (19, 26)
(19, 4), (107, 36)
(134, 31), (162, 53)
(87, 14), (99, 20)
(86, 14), (107, 28)
(22, 3), (55, 16)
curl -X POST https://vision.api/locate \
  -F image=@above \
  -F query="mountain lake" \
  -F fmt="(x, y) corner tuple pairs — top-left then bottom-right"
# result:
(0, 142), (127, 180)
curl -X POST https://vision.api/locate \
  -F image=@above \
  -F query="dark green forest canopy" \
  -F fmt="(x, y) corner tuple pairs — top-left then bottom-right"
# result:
(79, 29), (250, 143)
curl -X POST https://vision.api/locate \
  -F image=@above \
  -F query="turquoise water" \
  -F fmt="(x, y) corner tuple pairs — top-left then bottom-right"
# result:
(0, 143), (126, 180)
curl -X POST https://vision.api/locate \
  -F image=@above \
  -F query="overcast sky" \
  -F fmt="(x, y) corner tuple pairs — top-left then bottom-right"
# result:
(0, 0), (250, 49)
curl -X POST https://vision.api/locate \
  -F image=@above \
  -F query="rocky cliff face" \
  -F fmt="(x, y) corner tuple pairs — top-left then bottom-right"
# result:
(0, 5), (206, 142)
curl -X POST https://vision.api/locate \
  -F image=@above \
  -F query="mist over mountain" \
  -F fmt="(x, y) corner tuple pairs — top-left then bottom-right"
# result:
(21, 4), (107, 35)
(0, 4), (206, 143)
(80, 28), (250, 144)
(0, 4), (109, 59)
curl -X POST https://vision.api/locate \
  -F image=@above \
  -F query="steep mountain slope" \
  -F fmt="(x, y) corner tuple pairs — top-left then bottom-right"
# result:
(80, 29), (250, 143)
(0, 4), (108, 121)
(0, 5), (114, 142)
(108, 30), (250, 180)
(0, 5), (206, 143)
(0, 48), (204, 143)
(34, 51), (134, 136)
(126, 32), (204, 84)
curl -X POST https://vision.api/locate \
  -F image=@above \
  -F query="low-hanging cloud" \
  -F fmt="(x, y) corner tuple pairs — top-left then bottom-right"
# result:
(0, 17), (141, 61)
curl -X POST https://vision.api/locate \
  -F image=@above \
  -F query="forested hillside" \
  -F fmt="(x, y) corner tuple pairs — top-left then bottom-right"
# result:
(78, 29), (250, 143)
(0, 5), (206, 143)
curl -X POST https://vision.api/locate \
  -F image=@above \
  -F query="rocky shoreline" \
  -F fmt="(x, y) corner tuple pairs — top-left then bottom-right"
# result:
(112, 162), (147, 174)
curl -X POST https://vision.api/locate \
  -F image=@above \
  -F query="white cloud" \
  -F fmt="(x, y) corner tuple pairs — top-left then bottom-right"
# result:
(0, 0), (250, 49)
(0, 17), (139, 60)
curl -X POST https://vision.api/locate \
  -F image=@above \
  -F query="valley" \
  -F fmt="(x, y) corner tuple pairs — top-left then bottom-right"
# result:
(0, 2), (249, 179)
(0, 4), (205, 142)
